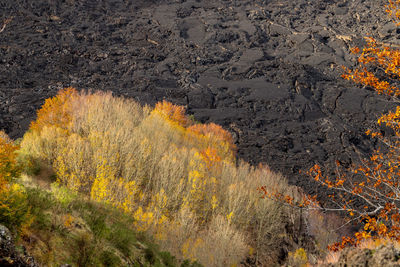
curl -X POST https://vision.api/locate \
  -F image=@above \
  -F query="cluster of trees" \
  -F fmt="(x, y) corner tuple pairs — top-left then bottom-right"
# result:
(18, 88), (303, 265)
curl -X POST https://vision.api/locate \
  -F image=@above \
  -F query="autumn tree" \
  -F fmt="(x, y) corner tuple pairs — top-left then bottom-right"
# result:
(0, 131), (30, 231)
(30, 87), (77, 133)
(261, 0), (400, 251)
(24, 89), (298, 265)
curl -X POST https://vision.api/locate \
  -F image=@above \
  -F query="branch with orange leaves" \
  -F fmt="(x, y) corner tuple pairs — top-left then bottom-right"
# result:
(309, 154), (400, 249)
(261, 0), (400, 251)
(387, 0), (400, 25)
(258, 185), (319, 209)
(343, 37), (400, 99)
(259, 146), (400, 250)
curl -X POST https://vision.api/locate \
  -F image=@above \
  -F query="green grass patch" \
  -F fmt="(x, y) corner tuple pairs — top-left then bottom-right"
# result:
(20, 176), (201, 267)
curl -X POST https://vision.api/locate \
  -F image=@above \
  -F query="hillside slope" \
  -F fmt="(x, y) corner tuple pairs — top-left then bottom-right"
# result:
(0, 90), (317, 266)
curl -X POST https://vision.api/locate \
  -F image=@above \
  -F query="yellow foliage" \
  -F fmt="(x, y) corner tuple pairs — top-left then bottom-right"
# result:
(90, 161), (112, 202)
(20, 89), (299, 266)
(288, 248), (308, 267)
(181, 237), (205, 262)
(133, 207), (154, 232)
(0, 131), (20, 186)
(63, 214), (74, 228)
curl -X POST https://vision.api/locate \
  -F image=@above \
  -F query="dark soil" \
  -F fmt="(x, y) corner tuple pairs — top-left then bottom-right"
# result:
(0, 0), (398, 199)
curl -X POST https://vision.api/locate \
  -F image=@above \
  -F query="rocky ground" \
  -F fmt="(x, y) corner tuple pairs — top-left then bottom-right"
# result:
(0, 0), (399, 199)
(0, 224), (37, 266)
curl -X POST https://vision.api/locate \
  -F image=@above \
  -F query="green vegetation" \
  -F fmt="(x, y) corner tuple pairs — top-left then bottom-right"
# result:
(0, 131), (31, 233)
(0, 124), (200, 266)
(21, 174), (199, 267)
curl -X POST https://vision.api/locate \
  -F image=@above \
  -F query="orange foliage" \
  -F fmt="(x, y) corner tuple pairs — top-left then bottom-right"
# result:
(30, 87), (77, 132)
(152, 100), (192, 127)
(186, 123), (236, 162)
(0, 132), (30, 231)
(318, 1), (400, 250)
(188, 123), (234, 146)
(342, 37), (400, 97)
(151, 101), (236, 162)
(387, 0), (400, 24)
(342, 0), (400, 98)
(200, 147), (221, 170)
(261, 0), (400, 252)
(0, 132), (20, 187)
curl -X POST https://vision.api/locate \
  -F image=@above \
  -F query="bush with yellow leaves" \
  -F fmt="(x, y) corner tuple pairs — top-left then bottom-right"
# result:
(20, 89), (303, 266)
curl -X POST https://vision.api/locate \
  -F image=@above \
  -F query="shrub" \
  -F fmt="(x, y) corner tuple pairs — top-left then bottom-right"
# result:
(287, 248), (308, 267)
(0, 183), (31, 231)
(0, 131), (31, 232)
(30, 87), (77, 133)
(51, 182), (78, 207)
(21, 89), (304, 266)
(153, 100), (191, 128)
(0, 131), (21, 184)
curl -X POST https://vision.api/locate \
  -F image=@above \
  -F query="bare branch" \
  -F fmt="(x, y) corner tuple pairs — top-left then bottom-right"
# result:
(0, 17), (13, 34)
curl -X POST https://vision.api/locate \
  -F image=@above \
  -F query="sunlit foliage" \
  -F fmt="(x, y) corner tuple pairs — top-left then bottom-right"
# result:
(20, 89), (301, 265)
(0, 131), (30, 231)
(30, 87), (77, 133)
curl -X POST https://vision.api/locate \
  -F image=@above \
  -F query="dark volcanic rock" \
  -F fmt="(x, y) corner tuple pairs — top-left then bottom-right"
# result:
(0, 224), (38, 267)
(0, 0), (399, 200)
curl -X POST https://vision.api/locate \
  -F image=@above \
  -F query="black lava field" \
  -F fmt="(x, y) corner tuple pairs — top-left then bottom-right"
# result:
(1, 0), (398, 197)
